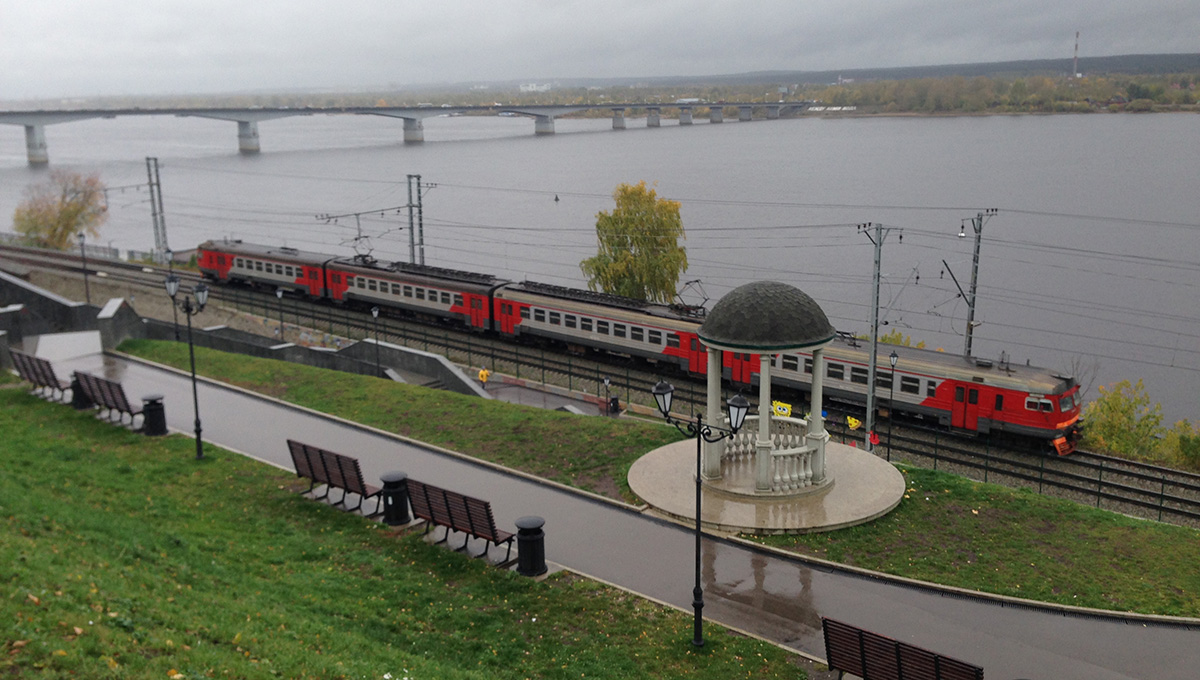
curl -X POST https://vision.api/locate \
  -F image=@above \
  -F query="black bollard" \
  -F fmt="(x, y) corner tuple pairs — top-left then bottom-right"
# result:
(141, 394), (168, 436)
(515, 515), (547, 577)
(70, 375), (93, 410)
(380, 472), (411, 526)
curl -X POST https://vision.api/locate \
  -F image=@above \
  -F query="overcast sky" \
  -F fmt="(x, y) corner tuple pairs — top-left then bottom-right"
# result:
(3, 0), (1198, 99)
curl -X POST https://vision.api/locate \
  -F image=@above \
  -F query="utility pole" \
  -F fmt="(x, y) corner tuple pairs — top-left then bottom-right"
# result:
(146, 157), (169, 264)
(958, 209), (997, 359)
(406, 175), (416, 264)
(406, 174), (436, 265)
(858, 222), (901, 453)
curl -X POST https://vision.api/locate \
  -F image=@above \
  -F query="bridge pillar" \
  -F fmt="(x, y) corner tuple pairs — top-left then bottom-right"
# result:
(766, 105), (780, 120)
(237, 120), (260, 154)
(678, 108), (693, 125)
(739, 106), (753, 122)
(709, 107), (724, 123)
(611, 109), (626, 130)
(403, 117), (425, 143)
(646, 108), (661, 127)
(24, 125), (48, 165)
(534, 115), (555, 135)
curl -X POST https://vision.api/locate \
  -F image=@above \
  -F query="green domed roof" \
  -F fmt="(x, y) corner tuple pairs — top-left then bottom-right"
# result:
(698, 281), (835, 352)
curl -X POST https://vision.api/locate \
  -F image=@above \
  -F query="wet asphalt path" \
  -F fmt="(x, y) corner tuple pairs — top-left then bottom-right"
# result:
(50, 353), (1199, 680)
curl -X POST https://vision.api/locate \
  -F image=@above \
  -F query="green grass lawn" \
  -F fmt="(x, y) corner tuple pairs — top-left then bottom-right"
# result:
(114, 340), (1200, 619)
(118, 339), (681, 501)
(0, 390), (804, 679)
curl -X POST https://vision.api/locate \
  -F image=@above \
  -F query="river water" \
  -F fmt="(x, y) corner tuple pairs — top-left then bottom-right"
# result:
(1, 112), (1197, 422)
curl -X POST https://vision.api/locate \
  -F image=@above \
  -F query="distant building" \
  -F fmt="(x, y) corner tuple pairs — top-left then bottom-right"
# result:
(520, 83), (552, 93)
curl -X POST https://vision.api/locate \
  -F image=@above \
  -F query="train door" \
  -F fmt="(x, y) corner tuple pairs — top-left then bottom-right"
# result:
(727, 352), (757, 386)
(951, 384), (980, 430)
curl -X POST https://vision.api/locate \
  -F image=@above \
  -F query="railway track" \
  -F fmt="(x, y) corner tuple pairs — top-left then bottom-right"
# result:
(6, 243), (1200, 526)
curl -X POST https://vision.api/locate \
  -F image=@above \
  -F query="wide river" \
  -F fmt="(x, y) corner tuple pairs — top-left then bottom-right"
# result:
(1, 111), (1197, 422)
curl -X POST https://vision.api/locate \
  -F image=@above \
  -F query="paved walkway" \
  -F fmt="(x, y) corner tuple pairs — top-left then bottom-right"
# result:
(39, 347), (1200, 680)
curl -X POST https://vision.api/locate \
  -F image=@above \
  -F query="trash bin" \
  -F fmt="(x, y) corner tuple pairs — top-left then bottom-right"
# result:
(71, 375), (94, 410)
(142, 394), (167, 436)
(608, 396), (620, 416)
(380, 472), (411, 526)
(516, 516), (547, 577)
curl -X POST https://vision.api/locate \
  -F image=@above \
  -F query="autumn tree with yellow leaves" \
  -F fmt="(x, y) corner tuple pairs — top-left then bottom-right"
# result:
(580, 181), (687, 304)
(12, 170), (107, 250)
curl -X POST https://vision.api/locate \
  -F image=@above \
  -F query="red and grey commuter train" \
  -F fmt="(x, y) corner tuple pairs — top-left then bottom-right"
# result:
(199, 240), (1083, 454)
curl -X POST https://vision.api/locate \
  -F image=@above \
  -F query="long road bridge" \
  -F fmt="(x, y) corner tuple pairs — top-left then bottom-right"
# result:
(0, 101), (818, 164)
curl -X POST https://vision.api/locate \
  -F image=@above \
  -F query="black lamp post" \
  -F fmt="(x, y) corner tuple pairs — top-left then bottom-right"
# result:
(166, 249), (179, 340)
(888, 350), (898, 460)
(371, 306), (381, 374)
(603, 376), (611, 415)
(651, 380), (749, 648)
(77, 232), (91, 306)
(276, 288), (285, 341)
(166, 274), (209, 460)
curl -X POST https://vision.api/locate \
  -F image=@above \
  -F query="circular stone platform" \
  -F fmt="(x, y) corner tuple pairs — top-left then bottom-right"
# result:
(628, 440), (905, 534)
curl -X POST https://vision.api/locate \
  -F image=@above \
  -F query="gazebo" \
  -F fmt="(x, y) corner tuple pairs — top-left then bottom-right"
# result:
(629, 281), (906, 533)
(697, 280), (836, 496)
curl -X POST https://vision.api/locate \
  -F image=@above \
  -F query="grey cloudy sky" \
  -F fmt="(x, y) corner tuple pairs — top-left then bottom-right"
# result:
(3, 0), (1198, 99)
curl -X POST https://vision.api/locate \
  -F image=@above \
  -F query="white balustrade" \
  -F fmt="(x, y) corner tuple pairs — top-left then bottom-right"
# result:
(722, 416), (820, 494)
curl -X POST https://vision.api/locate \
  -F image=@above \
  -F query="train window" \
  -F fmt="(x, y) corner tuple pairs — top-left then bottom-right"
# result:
(826, 363), (844, 380)
(235, 258), (243, 268)
(648, 330), (661, 344)
(415, 288), (425, 300)
(440, 292), (451, 304)
(389, 283), (399, 295)
(284, 266), (292, 277)
(613, 324), (626, 338)
(850, 367), (869, 384)
(454, 294), (463, 306)
(581, 318), (592, 332)
(804, 358), (813, 374)
(995, 394), (1004, 411)
(631, 327), (643, 342)
(968, 389), (978, 405)
(1060, 393), (1075, 411)
(549, 312), (561, 325)
(520, 307), (530, 319)
(927, 381), (937, 397)
(876, 373), (892, 390)
(403, 285), (412, 297)
(666, 333), (680, 348)
(1026, 397), (1055, 412)
(255, 261), (263, 271)
(534, 309), (545, 322)
(368, 280), (377, 291)
(565, 315), (576, 329)
(691, 338), (699, 351)
(782, 355), (798, 372)
(597, 320), (609, 334)
(358, 278), (367, 289)
(900, 377), (921, 394)
(276, 264), (284, 275)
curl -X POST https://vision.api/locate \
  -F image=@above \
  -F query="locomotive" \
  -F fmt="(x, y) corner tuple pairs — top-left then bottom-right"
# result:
(198, 239), (1083, 454)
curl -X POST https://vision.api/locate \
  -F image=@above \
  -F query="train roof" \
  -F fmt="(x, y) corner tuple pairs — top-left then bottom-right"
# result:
(822, 334), (1076, 395)
(509, 280), (707, 320)
(200, 239), (334, 267)
(332, 255), (503, 287)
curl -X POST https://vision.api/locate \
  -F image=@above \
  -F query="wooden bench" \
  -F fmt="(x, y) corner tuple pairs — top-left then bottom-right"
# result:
(285, 439), (382, 516)
(9, 349), (70, 401)
(72, 371), (144, 427)
(822, 618), (983, 680)
(406, 478), (514, 561)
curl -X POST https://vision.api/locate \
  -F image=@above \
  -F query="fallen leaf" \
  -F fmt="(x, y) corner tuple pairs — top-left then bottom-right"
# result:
(74, 627), (83, 635)
(26, 594), (40, 605)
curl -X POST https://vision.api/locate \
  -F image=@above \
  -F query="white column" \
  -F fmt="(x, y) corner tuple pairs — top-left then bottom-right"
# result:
(807, 348), (829, 483)
(755, 354), (773, 492)
(703, 346), (723, 480)
(403, 117), (425, 143)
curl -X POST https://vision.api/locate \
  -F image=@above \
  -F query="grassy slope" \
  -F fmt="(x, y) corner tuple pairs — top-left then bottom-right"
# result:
(116, 340), (1200, 618)
(0, 390), (803, 679)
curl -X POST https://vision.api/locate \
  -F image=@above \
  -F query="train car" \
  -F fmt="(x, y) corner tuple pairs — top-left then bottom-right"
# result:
(198, 240), (1081, 451)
